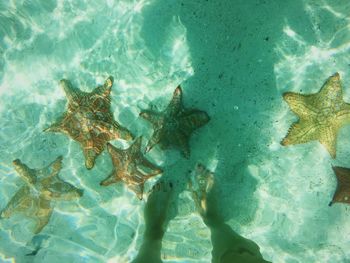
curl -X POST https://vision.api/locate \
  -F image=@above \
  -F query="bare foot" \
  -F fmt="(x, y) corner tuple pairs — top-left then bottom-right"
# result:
(188, 163), (271, 263)
(132, 180), (174, 263)
(143, 180), (174, 239)
(188, 163), (214, 218)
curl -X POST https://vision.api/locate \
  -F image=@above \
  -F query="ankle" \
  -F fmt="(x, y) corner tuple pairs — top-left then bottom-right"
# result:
(144, 227), (165, 241)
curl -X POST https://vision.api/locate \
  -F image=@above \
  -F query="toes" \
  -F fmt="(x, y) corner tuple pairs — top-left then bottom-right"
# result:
(151, 181), (173, 193)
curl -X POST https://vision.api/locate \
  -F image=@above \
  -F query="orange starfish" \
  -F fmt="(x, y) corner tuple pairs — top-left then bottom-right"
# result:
(45, 76), (133, 169)
(100, 137), (163, 199)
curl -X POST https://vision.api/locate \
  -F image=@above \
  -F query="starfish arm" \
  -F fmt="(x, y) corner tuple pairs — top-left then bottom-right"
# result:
(139, 110), (162, 126)
(335, 104), (350, 125)
(318, 126), (337, 158)
(281, 120), (318, 146)
(100, 171), (121, 186)
(145, 130), (162, 153)
(44, 123), (62, 133)
(283, 92), (318, 120)
(92, 76), (113, 98)
(81, 132), (114, 170)
(130, 137), (143, 156)
(180, 109), (210, 133)
(90, 97), (111, 113)
(49, 156), (63, 175)
(166, 86), (183, 115)
(60, 79), (84, 103)
(44, 114), (67, 133)
(330, 166), (350, 205)
(174, 131), (190, 158)
(107, 143), (125, 167)
(82, 146), (98, 170)
(32, 196), (53, 234)
(112, 121), (134, 140)
(88, 119), (133, 142)
(96, 132), (112, 145)
(41, 177), (83, 201)
(12, 159), (37, 184)
(78, 126), (112, 163)
(86, 130), (112, 150)
(89, 77), (114, 111)
(139, 158), (163, 176)
(128, 181), (144, 200)
(39, 156), (63, 178)
(318, 73), (342, 102)
(0, 186), (32, 218)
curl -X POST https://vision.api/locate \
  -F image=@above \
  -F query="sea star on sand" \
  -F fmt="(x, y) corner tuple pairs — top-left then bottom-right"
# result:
(45, 76), (133, 169)
(140, 86), (210, 158)
(329, 166), (350, 206)
(0, 157), (83, 234)
(281, 73), (350, 158)
(100, 137), (163, 200)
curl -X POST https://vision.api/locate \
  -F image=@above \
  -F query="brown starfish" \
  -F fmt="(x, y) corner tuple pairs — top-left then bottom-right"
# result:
(139, 86), (210, 158)
(45, 76), (133, 169)
(100, 137), (163, 200)
(0, 157), (83, 234)
(329, 166), (350, 206)
(281, 73), (350, 158)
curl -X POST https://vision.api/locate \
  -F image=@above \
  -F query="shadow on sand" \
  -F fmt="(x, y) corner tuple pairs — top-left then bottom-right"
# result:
(132, 0), (316, 262)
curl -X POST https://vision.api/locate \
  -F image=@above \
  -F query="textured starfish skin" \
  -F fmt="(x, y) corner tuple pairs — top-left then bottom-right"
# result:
(140, 86), (210, 158)
(0, 157), (83, 234)
(281, 73), (350, 158)
(100, 137), (163, 200)
(329, 166), (350, 206)
(45, 77), (134, 169)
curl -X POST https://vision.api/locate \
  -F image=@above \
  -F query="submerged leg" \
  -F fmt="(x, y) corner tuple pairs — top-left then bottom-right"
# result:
(189, 164), (271, 263)
(132, 181), (174, 263)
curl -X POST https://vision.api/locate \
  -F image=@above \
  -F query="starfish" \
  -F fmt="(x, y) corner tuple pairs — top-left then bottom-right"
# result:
(45, 76), (134, 169)
(0, 157), (83, 234)
(281, 73), (350, 158)
(100, 137), (163, 200)
(329, 166), (350, 206)
(139, 86), (210, 158)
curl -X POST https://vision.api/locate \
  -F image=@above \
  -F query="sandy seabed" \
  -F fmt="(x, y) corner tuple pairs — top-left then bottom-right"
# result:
(1, 0), (350, 262)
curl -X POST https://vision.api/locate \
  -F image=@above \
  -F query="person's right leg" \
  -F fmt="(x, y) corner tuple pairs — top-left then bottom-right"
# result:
(189, 163), (271, 263)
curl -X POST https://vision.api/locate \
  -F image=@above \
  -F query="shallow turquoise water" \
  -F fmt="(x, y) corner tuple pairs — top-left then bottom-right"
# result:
(1, 0), (350, 262)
